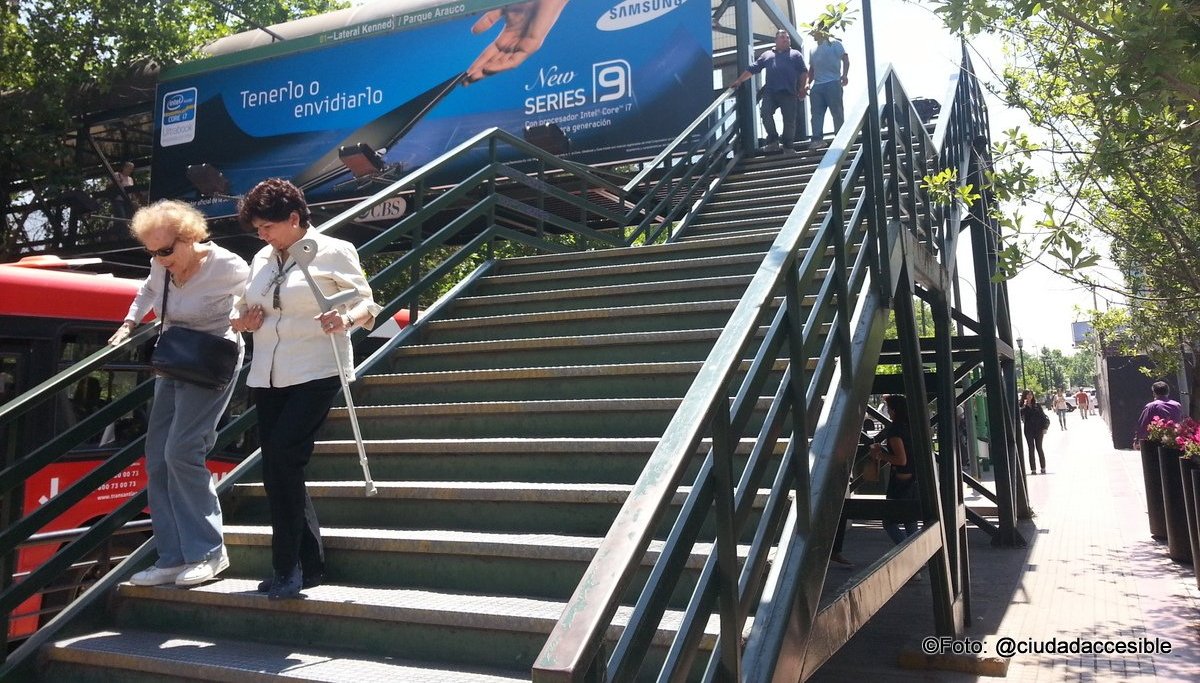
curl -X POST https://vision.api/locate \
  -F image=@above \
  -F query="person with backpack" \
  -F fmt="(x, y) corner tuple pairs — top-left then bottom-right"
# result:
(1020, 390), (1050, 474)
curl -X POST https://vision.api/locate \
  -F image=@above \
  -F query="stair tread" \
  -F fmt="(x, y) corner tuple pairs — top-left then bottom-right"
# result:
(452, 274), (753, 306)
(48, 628), (529, 682)
(223, 525), (752, 566)
(429, 298), (746, 330)
(311, 436), (784, 454)
(387, 327), (748, 355)
(233, 480), (773, 505)
(482, 252), (763, 285)
(116, 580), (720, 644)
(359, 359), (789, 386)
(333, 396), (775, 418)
(498, 230), (776, 269)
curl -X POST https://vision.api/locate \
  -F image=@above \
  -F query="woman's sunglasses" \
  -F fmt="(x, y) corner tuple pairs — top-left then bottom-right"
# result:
(143, 241), (178, 258)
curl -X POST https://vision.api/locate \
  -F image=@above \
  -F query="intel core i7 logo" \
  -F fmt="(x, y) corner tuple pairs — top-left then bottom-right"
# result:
(160, 87), (197, 147)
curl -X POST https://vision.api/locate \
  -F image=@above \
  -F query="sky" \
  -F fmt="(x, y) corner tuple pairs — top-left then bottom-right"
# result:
(793, 0), (1105, 353)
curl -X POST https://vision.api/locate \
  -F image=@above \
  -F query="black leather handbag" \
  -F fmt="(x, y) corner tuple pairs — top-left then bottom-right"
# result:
(150, 272), (238, 390)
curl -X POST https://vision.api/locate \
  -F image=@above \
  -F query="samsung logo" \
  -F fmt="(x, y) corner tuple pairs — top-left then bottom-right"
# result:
(165, 94), (186, 111)
(597, 0), (687, 31)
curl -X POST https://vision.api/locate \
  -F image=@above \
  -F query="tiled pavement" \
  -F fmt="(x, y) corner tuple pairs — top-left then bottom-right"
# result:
(811, 414), (1200, 681)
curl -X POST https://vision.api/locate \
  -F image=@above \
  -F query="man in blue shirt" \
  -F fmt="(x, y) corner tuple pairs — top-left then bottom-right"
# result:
(806, 24), (850, 149)
(732, 29), (808, 153)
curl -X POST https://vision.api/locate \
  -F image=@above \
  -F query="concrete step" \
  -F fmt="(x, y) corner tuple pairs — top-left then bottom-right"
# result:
(378, 327), (770, 373)
(703, 184), (864, 215)
(420, 298), (767, 344)
(44, 627), (530, 682)
(691, 193), (862, 227)
(97, 582), (724, 675)
(320, 396), (776, 439)
(229, 480), (771, 539)
(355, 358), (793, 404)
(472, 253), (765, 295)
(221, 525), (753, 605)
(304, 437), (789, 484)
(446, 275), (755, 318)
(495, 231), (775, 275)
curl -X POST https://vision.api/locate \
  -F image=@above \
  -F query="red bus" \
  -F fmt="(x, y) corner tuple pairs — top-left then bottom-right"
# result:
(0, 257), (247, 641)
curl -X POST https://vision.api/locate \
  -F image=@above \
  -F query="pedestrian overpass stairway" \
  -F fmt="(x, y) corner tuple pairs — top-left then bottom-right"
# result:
(32, 145), (869, 680)
(18, 59), (995, 682)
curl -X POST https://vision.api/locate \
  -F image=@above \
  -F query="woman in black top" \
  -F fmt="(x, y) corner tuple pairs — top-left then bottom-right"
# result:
(870, 394), (920, 544)
(1019, 389), (1049, 474)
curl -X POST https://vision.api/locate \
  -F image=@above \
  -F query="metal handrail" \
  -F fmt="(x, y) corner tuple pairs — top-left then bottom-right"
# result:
(532, 57), (987, 680)
(622, 88), (739, 193)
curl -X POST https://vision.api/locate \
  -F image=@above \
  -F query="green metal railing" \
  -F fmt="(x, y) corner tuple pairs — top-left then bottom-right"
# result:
(0, 92), (744, 667)
(531, 57), (991, 681)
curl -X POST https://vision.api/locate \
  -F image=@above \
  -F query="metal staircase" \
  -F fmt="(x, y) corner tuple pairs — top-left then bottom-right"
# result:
(1, 48), (1026, 682)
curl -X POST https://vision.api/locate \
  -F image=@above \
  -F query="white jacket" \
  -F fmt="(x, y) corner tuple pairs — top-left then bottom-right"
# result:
(236, 229), (380, 388)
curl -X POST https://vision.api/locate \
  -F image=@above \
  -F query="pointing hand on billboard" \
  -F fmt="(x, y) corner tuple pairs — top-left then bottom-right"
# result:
(465, 0), (569, 84)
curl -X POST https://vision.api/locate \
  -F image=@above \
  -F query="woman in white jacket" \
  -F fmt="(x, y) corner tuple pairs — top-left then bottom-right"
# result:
(232, 178), (380, 600)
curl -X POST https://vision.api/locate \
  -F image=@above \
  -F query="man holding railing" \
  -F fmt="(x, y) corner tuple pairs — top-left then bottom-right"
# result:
(731, 29), (808, 154)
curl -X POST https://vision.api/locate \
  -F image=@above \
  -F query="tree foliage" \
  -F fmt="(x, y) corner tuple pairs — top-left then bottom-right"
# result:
(929, 0), (1200, 413)
(1, 0), (345, 256)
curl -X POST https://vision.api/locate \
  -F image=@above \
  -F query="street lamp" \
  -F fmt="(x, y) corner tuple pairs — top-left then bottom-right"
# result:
(1016, 337), (1027, 394)
(1041, 347), (1053, 394)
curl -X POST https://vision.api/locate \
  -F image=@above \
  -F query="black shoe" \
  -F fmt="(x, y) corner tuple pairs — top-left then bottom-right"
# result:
(267, 566), (303, 600)
(258, 570), (323, 593)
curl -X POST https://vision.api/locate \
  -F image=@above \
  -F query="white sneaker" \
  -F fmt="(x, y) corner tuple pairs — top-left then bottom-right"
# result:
(175, 548), (230, 586)
(130, 564), (185, 586)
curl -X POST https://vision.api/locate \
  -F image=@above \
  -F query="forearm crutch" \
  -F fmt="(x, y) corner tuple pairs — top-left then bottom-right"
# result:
(288, 238), (378, 496)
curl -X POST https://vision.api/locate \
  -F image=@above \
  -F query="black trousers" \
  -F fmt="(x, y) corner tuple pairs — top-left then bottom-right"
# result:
(255, 376), (339, 577)
(1024, 428), (1046, 472)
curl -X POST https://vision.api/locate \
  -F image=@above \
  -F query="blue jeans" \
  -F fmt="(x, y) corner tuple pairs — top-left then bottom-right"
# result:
(760, 89), (799, 146)
(145, 373), (238, 566)
(809, 81), (845, 141)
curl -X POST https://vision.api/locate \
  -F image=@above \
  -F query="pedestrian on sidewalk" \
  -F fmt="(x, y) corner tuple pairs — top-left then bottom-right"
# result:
(731, 29), (808, 154)
(1019, 390), (1049, 474)
(1052, 390), (1070, 430)
(1074, 387), (1090, 419)
(870, 394), (919, 545)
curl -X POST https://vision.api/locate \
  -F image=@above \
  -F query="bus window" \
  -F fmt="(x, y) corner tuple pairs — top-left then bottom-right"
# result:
(54, 329), (152, 453)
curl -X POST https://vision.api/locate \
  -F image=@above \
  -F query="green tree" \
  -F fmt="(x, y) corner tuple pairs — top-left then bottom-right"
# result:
(929, 0), (1200, 416)
(1, 0), (345, 259)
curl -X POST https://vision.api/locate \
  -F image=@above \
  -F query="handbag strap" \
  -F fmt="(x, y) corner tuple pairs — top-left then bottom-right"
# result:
(157, 269), (171, 339)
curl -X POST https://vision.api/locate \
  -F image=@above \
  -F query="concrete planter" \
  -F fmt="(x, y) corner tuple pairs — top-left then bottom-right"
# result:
(1159, 446), (1192, 564)
(1140, 442), (1167, 541)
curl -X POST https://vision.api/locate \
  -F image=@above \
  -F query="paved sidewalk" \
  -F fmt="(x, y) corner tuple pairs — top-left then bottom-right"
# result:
(812, 415), (1200, 681)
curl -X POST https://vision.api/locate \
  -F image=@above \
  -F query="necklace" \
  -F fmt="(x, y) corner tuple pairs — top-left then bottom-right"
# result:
(170, 255), (201, 286)
(264, 253), (296, 309)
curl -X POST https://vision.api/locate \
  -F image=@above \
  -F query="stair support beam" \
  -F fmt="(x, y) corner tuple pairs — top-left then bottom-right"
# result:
(734, 0), (757, 155)
(892, 266), (960, 638)
(932, 283), (971, 616)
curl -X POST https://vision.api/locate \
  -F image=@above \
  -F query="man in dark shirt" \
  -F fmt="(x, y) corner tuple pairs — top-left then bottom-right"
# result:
(731, 29), (808, 153)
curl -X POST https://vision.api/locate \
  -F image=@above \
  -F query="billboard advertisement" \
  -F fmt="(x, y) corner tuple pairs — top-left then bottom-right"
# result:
(151, 0), (714, 215)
